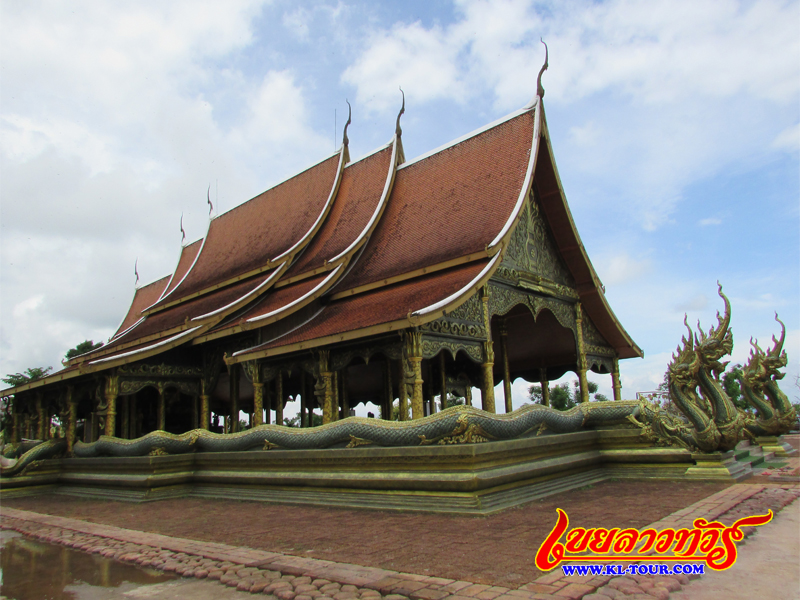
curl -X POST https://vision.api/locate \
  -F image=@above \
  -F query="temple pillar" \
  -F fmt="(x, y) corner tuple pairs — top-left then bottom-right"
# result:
(157, 384), (166, 431)
(252, 363), (264, 427)
(398, 358), (408, 421)
(539, 368), (550, 407)
(318, 351), (334, 425)
(438, 353), (446, 413)
(66, 387), (77, 455)
(35, 393), (46, 440)
(24, 414), (32, 440)
(200, 394), (210, 430)
(300, 372), (308, 427)
(104, 375), (119, 437)
(465, 386), (472, 407)
(275, 372), (284, 426)
(499, 320), (513, 413)
(230, 364), (240, 432)
(575, 302), (590, 403)
(480, 287), (496, 413)
(406, 331), (424, 420)
(612, 357), (622, 402)
(11, 398), (19, 444)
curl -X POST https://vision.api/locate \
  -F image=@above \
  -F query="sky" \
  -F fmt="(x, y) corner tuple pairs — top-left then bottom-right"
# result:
(1, 0), (798, 413)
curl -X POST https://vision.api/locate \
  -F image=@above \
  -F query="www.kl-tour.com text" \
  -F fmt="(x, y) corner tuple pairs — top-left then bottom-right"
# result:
(560, 563), (705, 576)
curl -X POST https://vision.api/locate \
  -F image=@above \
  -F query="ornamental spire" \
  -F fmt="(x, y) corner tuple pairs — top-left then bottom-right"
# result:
(207, 184), (214, 216)
(134, 258), (139, 287)
(342, 99), (352, 164)
(395, 87), (405, 137)
(180, 213), (186, 245)
(536, 38), (549, 99)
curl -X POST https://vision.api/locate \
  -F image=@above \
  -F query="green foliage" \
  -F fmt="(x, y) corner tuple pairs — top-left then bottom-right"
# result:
(65, 340), (104, 360)
(721, 364), (749, 411)
(528, 379), (606, 411)
(283, 413), (323, 427)
(2, 366), (53, 388)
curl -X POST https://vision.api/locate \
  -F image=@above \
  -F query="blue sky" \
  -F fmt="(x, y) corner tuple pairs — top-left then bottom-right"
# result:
(1, 0), (798, 409)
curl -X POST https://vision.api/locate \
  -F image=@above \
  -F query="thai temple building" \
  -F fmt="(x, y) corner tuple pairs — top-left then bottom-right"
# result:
(4, 88), (642, 458)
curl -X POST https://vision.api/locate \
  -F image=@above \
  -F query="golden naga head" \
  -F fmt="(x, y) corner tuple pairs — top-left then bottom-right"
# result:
(761, 313), (788, 380)
(694, 283), (733, 373)
(668, 315), (700, 385)
(742, 338), (767, 392)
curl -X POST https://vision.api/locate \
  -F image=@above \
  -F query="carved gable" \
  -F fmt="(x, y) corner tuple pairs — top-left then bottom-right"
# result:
(502, 193), (575, 288)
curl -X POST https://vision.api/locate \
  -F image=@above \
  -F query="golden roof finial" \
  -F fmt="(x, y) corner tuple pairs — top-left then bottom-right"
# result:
(537, 38), (549, 99)
(343, 99), (352, 148)
(396, 87), (405, 137)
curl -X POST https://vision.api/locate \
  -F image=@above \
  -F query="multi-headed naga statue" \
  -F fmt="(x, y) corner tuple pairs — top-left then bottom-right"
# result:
(634, 284), (794, 452)
(739, 315), (796, 437)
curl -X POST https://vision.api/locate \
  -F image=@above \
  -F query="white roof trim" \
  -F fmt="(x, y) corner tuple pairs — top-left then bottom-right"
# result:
(89, 327), (202, 365)
(398, 107), (530, 171)
(271, 146), (346, 263)
(487, 97), (542, 249)
(412, 253), (501, 317)
(232, 306), (326, 357)
(191, 265), (285, 322)
(246, 264), (342, 324)
(329, 135), (398, 263)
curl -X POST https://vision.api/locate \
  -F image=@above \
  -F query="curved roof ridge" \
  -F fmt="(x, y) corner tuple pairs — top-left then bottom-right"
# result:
(156, 238), (204, 303)
(108, 274), (171, 344)
(145, 147), (346, 313)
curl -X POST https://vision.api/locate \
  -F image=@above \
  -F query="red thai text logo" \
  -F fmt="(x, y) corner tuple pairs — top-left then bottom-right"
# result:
(535, 508), (773, 572)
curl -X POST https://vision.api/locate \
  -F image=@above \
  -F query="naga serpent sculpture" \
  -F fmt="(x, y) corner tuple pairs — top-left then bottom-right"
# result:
(2, 401), (640, 476)
(630, 284), (795, 452)
(739, 315), (797, 437)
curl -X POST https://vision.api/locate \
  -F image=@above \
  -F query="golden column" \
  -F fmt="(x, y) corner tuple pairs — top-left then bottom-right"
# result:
(539, 367), (550, 407)
(229, 364), (240, 432)
(35, 393), (46, 440)
(275, 372), (284, 426)
(157, 384), (166, 431)
(398, 359), (409, 420)
(331, 371), (339, 422)
(499, 319), (513, 413)
(318, 350), (334, 424)
(66, 386), (77, 455)
(11, 398), (19, 444)
(575, 302), (589, 403)
(611, 357), (622, 402)
(480, 287), (496, 413)
(300, 372), (308, 427)
(251, 363), (264, 427)
(406, 331), (424, 420)
(104, 374), (119, 437)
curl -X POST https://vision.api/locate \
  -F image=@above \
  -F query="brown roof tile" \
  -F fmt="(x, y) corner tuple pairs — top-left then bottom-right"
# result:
(112, 275), (170, 339)
(160, 239), (202, 299)
(212, 273), (328, 332)
(239, 260), (489, 356)
(339, 112), (534, 291)
(104, 274), (273, 351)
(286, 146), (393, 277)
(160, 153), (340, 302)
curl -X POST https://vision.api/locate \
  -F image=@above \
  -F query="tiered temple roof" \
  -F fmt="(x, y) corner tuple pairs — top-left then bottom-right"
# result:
(3, 93), (641, 412)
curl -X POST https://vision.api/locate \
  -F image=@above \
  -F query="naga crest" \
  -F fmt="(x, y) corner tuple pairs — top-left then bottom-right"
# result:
(762, 314), (788, 380)
(668, 316), (700, 386)
(694, 283), (733, 375)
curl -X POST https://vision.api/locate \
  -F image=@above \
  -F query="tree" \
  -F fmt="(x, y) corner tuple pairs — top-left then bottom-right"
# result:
(282, 413), (323, 427)
(528, 379), (607, 411)
(2, 366), (54, 442)
(721, 364), (749, 411)
(2, 366), (53, 388)
(65, 340), (103, 360)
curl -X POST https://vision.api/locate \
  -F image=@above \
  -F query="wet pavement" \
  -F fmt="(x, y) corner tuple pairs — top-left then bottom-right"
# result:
(0, 529), (175, 600)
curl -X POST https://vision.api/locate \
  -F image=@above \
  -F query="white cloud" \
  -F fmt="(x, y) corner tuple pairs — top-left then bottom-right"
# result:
(698, 217), (722, 226)
(772, 123), (800, 152)
(596, 253), (651, 286)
